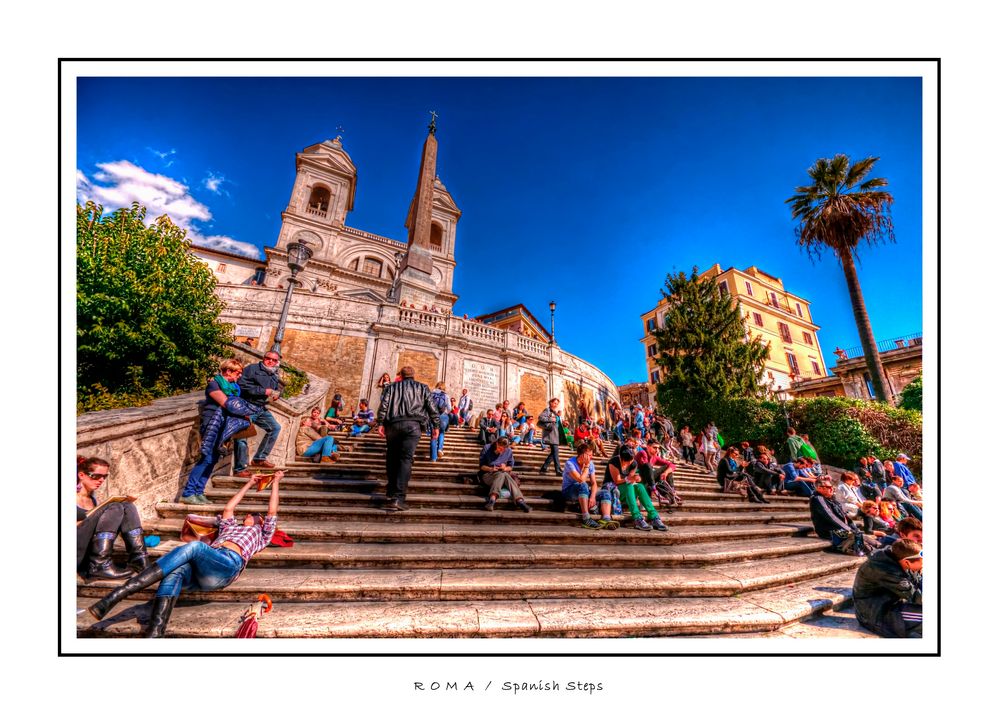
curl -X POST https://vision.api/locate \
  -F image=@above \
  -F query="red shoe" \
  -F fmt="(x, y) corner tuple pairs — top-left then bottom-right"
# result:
(233, 470), (252, 478)
(251, 459), (277, 468)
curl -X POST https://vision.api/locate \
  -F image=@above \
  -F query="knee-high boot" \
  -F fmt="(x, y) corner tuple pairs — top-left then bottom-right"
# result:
(85, 533), (133, 581)
(88, 564), (164, 621)
(121, 528), (150, 573)
(144, 595), (177, 638)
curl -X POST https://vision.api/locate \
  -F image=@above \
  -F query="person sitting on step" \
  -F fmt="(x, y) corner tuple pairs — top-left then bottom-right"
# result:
(717, 446), (769, 503)
(478, 408), (499, 445)
(809, 476), (879, 556)
(515, 415), (543, 447)
(883, 474), (924, 521)
(87, 472), (283, 638)
(877, 516), (922, 548)
(512, 401), (529, 426)
(860, 500), (893, 541)
(479, 437), (531, 513)
(561, 442), (617, 529)
(77, 456), (149, 581)
(296, 407), (338, 463)
(604, 447), (668, 531)
(852, 538), (923, 638)
(350, 399), (376, 437)
(834, 470), (866, 518)
(782, 458), (816, 497)
(750, 446), (785, 495)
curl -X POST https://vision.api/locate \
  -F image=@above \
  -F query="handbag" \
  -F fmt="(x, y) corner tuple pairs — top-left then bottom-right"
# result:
(181, 514), (219, 543)
(231, 424), (257, 442)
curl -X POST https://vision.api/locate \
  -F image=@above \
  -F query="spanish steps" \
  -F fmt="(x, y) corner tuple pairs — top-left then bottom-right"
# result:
(77, 428), (866, 638)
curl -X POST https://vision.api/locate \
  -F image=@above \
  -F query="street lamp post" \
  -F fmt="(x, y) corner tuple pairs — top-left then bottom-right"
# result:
(776, 387), (790, 429)
(270, 241), (314, 354)
(549, 300), (556, 345)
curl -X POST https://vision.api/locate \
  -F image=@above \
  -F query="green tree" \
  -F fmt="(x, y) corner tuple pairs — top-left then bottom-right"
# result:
(898, 374), (922, 412)
(77, 201), (233, 412)
(786, 154), (895, 402)
(652, 267), (770, 427)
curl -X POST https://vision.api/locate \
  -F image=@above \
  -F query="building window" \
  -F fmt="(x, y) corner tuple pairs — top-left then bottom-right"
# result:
(803, 332), (813, 346)
(216, 263), (226, 274)
(786, 352), (799, 375)
(863, 372), (876, 398)
(348, 258), (359, 271)
(796, 303), (803, 318)
(744, 281), (754, 297)
(646, 318), (656, 333)
(753, 312), (763, 327)
(811, 360), (820, 375)
(719, 281), (729, 298)
(778, 322), (792, 343)
(430, 222), (444, 250)
(647, 344), (657, 357)
(362, 257), (383, 277)
(769, 292), (780, 308)
(651, 370), (660, 383)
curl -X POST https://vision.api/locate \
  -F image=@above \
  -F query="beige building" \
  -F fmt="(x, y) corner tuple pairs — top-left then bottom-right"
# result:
(790, 332), (921, 404)
(617, 382), (653, 409)
(641, 264), (827, 391)
(190, 245), (266, 287)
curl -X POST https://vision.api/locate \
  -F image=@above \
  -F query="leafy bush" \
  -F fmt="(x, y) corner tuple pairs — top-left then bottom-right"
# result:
(898, 375), (922, 412)
(671, 395), (923, 479)
(279, 363), (309, 399)
(77, 202), (233, 414)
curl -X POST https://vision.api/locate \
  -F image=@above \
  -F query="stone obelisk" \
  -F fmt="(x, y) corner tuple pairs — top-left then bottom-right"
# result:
(396, 113), (441, 308)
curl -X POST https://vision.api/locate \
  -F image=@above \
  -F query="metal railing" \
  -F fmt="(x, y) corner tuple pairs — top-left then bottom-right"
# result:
(839, 332), (922, 360)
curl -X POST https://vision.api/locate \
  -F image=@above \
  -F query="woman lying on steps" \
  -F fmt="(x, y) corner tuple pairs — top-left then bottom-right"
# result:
(87, 471), (283, 638)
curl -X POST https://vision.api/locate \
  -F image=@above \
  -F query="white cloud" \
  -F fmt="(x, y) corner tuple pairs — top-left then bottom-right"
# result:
(77, 160), (261, 259)
(202, 171), (228, 194)
(147, 146), (177, 167)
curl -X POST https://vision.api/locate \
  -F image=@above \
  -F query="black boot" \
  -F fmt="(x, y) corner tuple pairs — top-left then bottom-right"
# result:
(144, 595), (177, 638)
(85, 533), (133, 581)
(88, 564), (164, 621)
(121, 528), (150, 573)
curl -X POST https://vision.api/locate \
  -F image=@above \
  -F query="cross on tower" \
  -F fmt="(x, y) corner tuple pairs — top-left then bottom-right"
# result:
(428, 110), (438, 135)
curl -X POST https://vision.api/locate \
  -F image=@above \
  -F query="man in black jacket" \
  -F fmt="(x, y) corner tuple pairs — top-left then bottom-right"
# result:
(853, 538), (922, 638)
(537, 398), (563, 475)
(234, 351), (284, 476)
(810, 477), (877, 555)
(376, 365), (439, 510)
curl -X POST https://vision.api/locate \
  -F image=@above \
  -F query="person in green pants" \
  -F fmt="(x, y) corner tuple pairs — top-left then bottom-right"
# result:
(603, 448), (668, 532)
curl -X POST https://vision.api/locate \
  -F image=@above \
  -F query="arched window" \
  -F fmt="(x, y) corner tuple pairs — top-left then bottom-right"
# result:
(430, 222), (444, 251)
(306, 186), (331, 216)
(348, 258), (359, 271)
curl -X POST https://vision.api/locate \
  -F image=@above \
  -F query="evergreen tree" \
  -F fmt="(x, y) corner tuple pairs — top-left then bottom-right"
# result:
(77, 201), (233, 412)
(652, 267), (769, 427)
(898, 374), (922, 412)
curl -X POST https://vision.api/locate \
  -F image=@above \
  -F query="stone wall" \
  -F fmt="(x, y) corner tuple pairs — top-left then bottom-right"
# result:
(77, 359), (329, 520)
(397, 349), (440, 387)
(279, 328), (368, 412)
(519, 372), (549, 420)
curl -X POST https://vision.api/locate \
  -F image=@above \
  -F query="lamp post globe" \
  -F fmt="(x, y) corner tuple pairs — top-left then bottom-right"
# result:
(271, 241), (314, 354)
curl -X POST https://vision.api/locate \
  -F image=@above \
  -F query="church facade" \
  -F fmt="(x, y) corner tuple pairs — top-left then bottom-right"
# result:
(203, 126), (619, 426)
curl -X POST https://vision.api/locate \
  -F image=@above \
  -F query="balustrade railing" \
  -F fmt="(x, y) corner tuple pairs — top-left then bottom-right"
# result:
(840, 332), (923, 360)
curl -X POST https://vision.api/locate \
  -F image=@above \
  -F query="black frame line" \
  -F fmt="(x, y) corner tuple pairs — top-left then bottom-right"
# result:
(59, 57), (941, 657)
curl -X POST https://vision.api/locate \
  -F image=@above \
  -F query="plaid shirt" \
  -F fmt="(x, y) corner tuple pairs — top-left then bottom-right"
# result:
(211, 515), (277, 563)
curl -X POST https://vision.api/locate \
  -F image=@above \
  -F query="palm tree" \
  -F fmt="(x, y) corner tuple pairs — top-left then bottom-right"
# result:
(786, 154), (894, 402)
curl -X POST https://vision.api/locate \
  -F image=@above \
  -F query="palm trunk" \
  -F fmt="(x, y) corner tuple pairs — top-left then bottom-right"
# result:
(837, 249), (890, 402)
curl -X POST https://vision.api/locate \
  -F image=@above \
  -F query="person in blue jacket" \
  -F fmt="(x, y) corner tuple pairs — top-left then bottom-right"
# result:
(233, 351), (284, 476)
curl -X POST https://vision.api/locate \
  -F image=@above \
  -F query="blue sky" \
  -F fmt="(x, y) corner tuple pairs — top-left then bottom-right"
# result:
(76, 75), (923, 385)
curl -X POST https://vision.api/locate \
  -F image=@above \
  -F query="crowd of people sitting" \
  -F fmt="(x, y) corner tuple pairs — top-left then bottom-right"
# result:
(81, 353), (924, 639)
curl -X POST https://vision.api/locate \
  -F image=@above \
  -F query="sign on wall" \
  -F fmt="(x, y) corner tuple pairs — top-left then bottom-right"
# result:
(462, 359), (501, 412)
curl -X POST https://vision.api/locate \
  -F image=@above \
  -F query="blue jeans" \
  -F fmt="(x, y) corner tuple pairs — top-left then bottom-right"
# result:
(351, 423), (372, 437)
(182, 451), (219, 497)
(153, 541), (244, 598)
(430, 413), (448, 461)
(234, 409), (281, 470)
(302, 436), (337, 458)
(787, 479), (814, 497)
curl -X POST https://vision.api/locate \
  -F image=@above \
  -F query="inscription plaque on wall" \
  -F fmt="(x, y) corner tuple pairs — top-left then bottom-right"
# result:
(462, 359), (500, 411)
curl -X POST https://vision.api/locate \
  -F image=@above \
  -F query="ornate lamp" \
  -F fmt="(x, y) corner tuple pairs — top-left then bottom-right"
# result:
(271, 241), (314, 354)
(549, 300), (556, 345)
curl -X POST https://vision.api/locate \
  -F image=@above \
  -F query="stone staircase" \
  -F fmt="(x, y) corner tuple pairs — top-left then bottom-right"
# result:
(77, 429), (865, 638)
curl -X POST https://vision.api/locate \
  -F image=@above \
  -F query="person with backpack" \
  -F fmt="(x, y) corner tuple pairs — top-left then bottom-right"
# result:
(429, 381), (450, 462)
(853, 538), (923, 638)
(457, 388), (474, 428)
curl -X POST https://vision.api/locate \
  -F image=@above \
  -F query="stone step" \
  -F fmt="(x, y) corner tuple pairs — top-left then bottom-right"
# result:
(76, 567), (859, 638)
(199, 485), (809, 514)
(158, 501), (810, 527)
(121, 534), (827, 570)
(208, 474), (805, 502)
(142, 517), (815, 546)
(79, 550), (859, 603)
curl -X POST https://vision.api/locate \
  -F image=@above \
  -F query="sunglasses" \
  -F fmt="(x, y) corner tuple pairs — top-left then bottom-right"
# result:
(85, 471), (108, 479)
